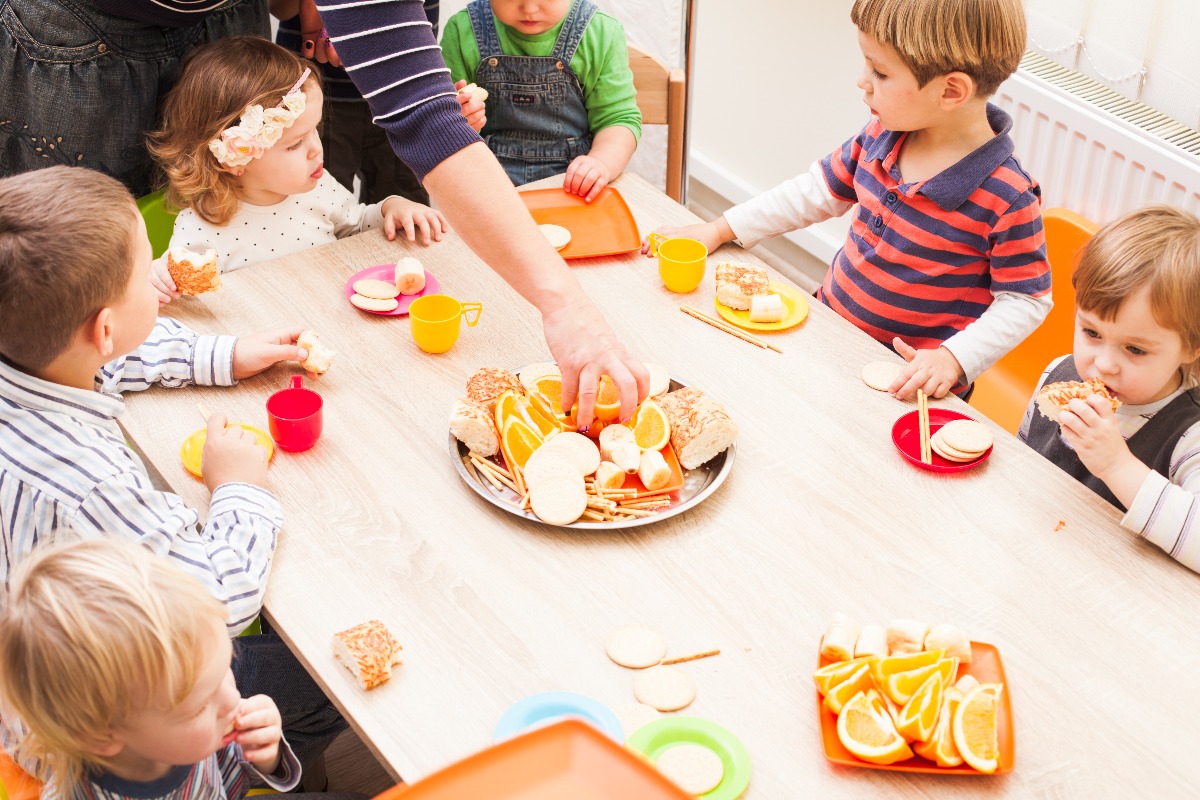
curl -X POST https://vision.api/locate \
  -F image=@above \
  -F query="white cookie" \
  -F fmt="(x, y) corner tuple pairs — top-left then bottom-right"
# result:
(529, 474), (587, 525)
(633, 665), (696, 711)
(861, 361), (902, 392)
(350, 293), (399, 312)
(353, 279), (401, 300)
(655, 743), (725, 796)
(540, 431), (600, 477)
(539, 223), (572, 251)
(522, 449), (581, 492)
(937, 418), (993, 454)
(606, 625), (667, 669)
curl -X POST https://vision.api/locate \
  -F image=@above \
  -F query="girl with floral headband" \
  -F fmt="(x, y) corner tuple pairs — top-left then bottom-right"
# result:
(148, 37), (447, 302)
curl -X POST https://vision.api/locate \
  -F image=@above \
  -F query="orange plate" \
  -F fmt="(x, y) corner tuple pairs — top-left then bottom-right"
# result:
(817, 641), (1014, 775)
(518, 186), (641, 259)
(380, 719), (689, 800)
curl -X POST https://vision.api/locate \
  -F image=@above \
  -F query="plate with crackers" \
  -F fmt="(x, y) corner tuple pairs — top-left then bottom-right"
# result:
(517, 186), (640, 259)
(626, 716), (752, 799)
(344, 260), (439, 316)
(892, 409), (993, 472)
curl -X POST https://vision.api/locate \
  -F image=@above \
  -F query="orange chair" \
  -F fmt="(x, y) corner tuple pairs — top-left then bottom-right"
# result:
(0, 748), (42, 800)
(971, 208), (1100, 433)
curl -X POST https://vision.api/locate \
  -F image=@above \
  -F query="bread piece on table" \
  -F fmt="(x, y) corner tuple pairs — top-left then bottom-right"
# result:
(449, 398), (500, 457)
(297, 330), (336, 375)
(1036, 377), (1120, 421)
(854, 623), (888, 658)
(886, 619), (931, 655)
(466, 368), (525, 411)
(657, 387), (739, 470)
(394, 257), (426, 296)
(714, 263), (769, 310)
(166, 245), (221, 295)
(332, 620), (403, 690)
(924, 623), (973, 664)
(820, 613), (860, 662)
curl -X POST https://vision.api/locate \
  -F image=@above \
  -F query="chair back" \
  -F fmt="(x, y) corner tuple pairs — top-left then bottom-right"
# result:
(627, 44), (686, 202)
(136, 190), (177, 260)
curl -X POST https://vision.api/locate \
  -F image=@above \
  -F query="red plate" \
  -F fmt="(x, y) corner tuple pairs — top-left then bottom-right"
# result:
(343, 264), (439, 316)
(817, 642), (1015, 775)
(518, 186), (640, 259)
(892, 408), (993, 473)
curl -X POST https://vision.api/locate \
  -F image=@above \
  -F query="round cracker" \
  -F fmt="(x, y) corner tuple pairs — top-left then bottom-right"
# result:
(518, 361), (562, 390)
(539, 223), (572, 251)
(633, 665), (696, 712)
(529, 475), (587, 525)
(646, 362), (672, 397)
(614, 702), (660, 741)
(351, 293), (399, 312)
(930, 432), (982, 462)
(540, 431), (600, 477)
(655, 743), (725, 796)
(353, 279), (401, 300)
(606, 625), (667, 669)
(937, 419), (993, 454)
(862, 361), (902, 392)
(523, 449), (581, 491)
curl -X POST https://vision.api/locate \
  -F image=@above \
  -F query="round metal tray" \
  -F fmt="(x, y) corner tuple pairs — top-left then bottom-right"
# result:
(449, 375), (735, 529)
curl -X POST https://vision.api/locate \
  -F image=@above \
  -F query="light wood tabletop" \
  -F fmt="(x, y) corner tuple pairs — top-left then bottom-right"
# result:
(120, 173), (1200, 797)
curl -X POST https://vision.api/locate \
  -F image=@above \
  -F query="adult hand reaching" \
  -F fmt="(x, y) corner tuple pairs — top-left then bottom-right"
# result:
(298, 0), (341, 66)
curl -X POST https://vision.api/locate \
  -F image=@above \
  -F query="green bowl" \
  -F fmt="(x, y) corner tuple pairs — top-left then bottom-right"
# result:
(626, 716), (751, 799)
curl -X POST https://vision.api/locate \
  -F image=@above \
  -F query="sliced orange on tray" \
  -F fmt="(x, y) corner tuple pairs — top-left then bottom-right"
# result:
(626, 399), (670, 451)
(894, 673), (943, 743)
(501, 416), (543, 472)
(837, 689), (914, 766)
(954, 683), (1003, 773)
(883, 657), (958, 705)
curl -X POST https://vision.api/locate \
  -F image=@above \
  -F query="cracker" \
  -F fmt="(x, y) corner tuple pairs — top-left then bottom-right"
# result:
(523, 449), (581, 491)
(606, 625), (667, 669)
(529, 474), (587, 525)
(655, 743), (725, 796)
(539, 223), (572, 251)
(633, 665), (696, 711)
(350, 294), (399, 312)
(541, 431), (600, 477)
(937, 419), (992, 453)
(930, 432), (980, 462)
(614, 702), (660, 741)
(353, 279), (401, 300)
(861, 361), (902, 392)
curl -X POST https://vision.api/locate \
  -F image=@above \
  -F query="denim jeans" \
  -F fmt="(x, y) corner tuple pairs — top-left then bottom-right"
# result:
(0, 0), (268, 197)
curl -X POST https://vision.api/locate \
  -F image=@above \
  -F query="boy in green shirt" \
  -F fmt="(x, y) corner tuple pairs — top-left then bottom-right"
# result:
(441, 0), (641, 201)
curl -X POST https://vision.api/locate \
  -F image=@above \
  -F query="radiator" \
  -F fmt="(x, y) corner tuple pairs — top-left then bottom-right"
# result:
(995, 53), (1200, 224)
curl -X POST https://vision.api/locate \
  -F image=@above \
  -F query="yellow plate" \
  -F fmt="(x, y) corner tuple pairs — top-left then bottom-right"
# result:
(180, 424), (275, 478)
(715, 281), (809, 331)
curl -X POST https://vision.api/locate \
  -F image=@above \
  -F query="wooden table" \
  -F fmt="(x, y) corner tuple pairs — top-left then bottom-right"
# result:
(122, 173), (1200, 796)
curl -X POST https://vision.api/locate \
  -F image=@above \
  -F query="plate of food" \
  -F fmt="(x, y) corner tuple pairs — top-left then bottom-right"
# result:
(343, 258), (439, 316)
(814, 616), (1013, 775)
(712, 265), (808, 331)
(448, 364), (737, 529)
(626, 716), (752, 799)
(892, 409), (993, 473)
(517, 186), (641, 259)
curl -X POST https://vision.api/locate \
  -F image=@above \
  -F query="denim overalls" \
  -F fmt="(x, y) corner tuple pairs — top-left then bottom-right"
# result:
(467, 0), (597, 186)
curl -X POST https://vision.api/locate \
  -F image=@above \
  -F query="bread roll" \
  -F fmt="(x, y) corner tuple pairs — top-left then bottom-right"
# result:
(466, 368), (524, 411)
(449, 398), (500, 457)
(714, 263), (769, 310)
(332, 620), (403, 690)
(166, 245), (221, 295)
(1036, 377), (1120, 421)
(297, 330), (336, 375)
(657, 387), (739, 469)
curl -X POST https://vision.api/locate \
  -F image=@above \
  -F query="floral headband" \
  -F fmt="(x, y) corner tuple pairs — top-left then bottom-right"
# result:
(208, 69), (312, 168)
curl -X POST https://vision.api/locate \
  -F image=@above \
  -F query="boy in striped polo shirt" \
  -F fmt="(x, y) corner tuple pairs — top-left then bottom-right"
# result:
(646, 0), (1051, 401)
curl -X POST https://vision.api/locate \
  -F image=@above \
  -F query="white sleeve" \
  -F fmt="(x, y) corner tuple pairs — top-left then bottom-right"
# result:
(1122, 420), (1200, 574)
(325, 174), (385, 238)
(722, 160), (853, 250)
(942, 291), (1053, 384)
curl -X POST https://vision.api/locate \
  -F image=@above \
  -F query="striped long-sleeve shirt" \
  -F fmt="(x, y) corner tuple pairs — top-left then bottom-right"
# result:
(0, 318), (283, 634)
(315, 0), (482, 178)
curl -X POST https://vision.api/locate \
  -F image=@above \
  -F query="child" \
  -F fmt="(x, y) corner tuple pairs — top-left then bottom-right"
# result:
(440, 0), (642, 200)
(1019, 205), (1200, 573)
(644, 0), (1051, 401)
(0, 539), (360, 798)
(0, 165), (344, 776)
(147, 36), (447, 301)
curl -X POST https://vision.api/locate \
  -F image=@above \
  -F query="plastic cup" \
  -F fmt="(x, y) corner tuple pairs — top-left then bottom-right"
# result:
(266, 375), (323, 452)
(409, 294), (483, 354)
(647, 233), (707, 293)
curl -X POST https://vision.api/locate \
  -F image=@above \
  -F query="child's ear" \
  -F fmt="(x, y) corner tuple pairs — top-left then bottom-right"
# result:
(81, 730), (124, 759)
(84, 307), (117, 361)
(939, 72), (977, 109)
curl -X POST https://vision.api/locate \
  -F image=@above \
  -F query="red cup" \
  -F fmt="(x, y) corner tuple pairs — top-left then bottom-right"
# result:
(266, 375), (323, 452)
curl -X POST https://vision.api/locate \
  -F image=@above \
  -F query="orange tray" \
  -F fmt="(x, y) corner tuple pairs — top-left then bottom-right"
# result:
(377, 719), (690, 800)
(817, 642), (1015, 775)
(518, 186), (641, 259)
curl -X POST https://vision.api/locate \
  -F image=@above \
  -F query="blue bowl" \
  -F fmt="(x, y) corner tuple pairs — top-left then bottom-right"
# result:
(494, 691), (624, 744)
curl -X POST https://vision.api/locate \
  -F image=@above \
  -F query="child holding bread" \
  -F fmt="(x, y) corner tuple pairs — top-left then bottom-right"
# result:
(0, 166), (344, 780)
(147, 36), (447, 301)
(644, 0), (1051, 401)
(440, 0), (642, 201)
(1019, 205), (1200, 573)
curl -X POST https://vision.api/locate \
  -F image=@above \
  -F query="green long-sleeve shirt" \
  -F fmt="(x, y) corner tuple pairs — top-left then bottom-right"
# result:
(440, 7), (642, 142)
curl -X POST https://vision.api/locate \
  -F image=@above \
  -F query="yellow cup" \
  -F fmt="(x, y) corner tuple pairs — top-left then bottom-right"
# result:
(409, 294), (483, 354)
(648, 233), (707, 293)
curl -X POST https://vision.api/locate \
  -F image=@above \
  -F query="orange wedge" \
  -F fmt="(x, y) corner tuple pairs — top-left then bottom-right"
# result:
(882, 657), (957, 705)
(837, 689), (914, 765)
(822, 662), (872, 715)
(625, 399), (670, 451)
(500, 416), (543, 473)
(870, 648), (945, 687)
(494, 389), (520, 432)
(532, 374), (564, 414)
(813, 656), (872, 697)
(523, 394), (563, 437)
(914, 686), (964, 766)
(594, 375), (621, 423)
(895, 672), (943, 743)
(953, 683), (1003, 773)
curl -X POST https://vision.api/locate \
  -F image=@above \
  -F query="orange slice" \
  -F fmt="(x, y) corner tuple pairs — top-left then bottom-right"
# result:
(914, 686), (964, 766)
(625, 399), (670, 451)
(523, 394), (563, 437)
(895, 672), (943, 743)
(494, 389), (521, 433)
(812, 656), (873, 697)
(870, 648), (945, 687)
(501, 416), (543, 473)
(532, 374), (564, 414)
(594, 375), (621, 423)
(837, 689), (914, 766)
(953, 682), (1003, 773)
(882, 657), (957, 705)
(822, 662), (872, 715)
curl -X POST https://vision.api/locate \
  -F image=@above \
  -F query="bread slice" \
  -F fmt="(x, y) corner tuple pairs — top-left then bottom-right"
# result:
(449, 398), (500, 457)
(166, 245), (221, 295)
(714, 263), (769, 310)
(1036, 377), (1120, 421)
(331, 620), (403, 690)
(657, 387), (739, 469)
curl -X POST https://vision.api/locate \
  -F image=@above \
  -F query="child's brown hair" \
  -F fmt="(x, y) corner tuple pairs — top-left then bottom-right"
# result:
(0, 167), (139, 371)
(1074, 204), (1200, 386)
(147, 37), (318, 226)
(850, 0), (1027, 97)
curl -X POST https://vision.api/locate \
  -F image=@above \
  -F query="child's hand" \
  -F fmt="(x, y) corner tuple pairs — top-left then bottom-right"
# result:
(1059, 394), (1133, 479)
(151, 257), (180, 305)
(890, 338), (964, 400)
(232, 327), (308, 380)
(232, 695), (283, 775)
(564, 155), (612, 203)
(454, 80), (487, 131)
(382, 197), (448, 246)
(639, 219), (731, 257)
(201, 413), (269, 491)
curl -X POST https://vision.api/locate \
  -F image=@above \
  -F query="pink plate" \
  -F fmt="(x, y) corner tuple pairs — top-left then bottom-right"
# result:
(343, 264), (439, 316)
(892, 408), (993, 473)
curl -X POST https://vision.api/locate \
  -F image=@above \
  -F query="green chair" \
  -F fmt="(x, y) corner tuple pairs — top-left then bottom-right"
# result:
(136, 190), (177, 259)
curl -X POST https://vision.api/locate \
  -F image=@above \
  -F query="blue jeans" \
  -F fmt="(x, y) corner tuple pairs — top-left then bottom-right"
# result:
(0, 0), (268, 196)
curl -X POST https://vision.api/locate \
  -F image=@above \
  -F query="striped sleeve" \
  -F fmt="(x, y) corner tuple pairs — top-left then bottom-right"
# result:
(315, 0), (481, 178)
(818, 127), (866, 204)
(1123, 420), (1200, 574)
(96, 318), (236, 393)
(66, 478), (283, 634)
(987, 186), (1052, 297)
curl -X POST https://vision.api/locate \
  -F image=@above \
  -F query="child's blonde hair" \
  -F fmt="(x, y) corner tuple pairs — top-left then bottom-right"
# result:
(147, 36), (318, 226)
(0, 540), (226, 786)
(850, 0), (1026, 96)
(1074, 204), (1200, 387)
